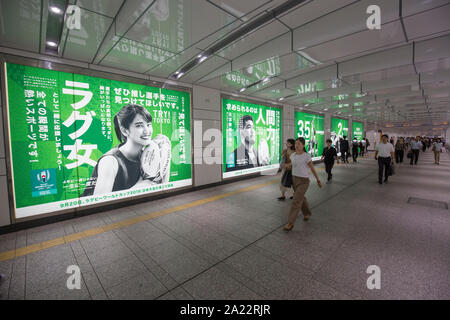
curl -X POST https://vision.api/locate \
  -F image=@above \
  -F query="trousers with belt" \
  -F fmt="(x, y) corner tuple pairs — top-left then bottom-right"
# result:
(288, 176), (312, 225)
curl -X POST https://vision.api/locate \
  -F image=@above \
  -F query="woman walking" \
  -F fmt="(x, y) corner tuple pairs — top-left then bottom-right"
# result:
(284, 137), (322, 231)
(278, 139), (296, 200)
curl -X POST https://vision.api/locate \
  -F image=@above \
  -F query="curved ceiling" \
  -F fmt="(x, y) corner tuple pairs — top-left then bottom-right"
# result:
(0, 0), (449, 126)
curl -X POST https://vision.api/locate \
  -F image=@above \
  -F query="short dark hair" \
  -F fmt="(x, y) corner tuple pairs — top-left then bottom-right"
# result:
(326, 139), (332, 143)
(382, 134), (388, 138)
(343, 135), (347, 139)
(239, 115), (253, 130)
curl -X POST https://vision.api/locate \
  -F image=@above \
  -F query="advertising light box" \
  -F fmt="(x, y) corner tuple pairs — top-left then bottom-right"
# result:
(295, 112), (325, 161)
(331, 118), (349, 156)
(5, 63), (192, 218)
(223, 98), (282, 178)
(352, 121), (364, 141)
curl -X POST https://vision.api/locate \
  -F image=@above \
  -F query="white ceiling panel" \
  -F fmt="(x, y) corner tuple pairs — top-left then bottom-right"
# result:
(215, 20), (289, 61)
(114, 0), (155, 36)
(404, 4), (450, 40)
(279, 0), (356, 30)
(414, 35), (450, 63)
(145, 46), (201, 78)
(343, 65), (416, 83)
(415, 57), (450, 73)
(196, 61), (232, 83)
(232, 32), (291, 71)
(286, 65), (337, 91)
(402, 0), (449, 16)
(0, 0), (41, 52)
(302, 20), (405, 63)
(180, 54), (229, 83)
(208, 0), (274, 19)
(61, 8), (112, 62)
(362, 74), (419, 92)
(339, 45), (413, 77)
(76, 0), (123, 18)
(125, 0), (240, 53)
(292, 0), (399, 51)
(421, 70), (450, 84)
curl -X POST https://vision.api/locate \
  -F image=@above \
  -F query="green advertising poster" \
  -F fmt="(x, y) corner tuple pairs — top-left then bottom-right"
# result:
(5, 62), (191, 218)
(331, 118), (349, 155)
(352, 121), (364, 141)
(222, 98), (282, 178)
(295, 112), (325, 161)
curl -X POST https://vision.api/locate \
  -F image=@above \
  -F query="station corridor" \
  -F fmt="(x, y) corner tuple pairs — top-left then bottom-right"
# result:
(0, 150), (449, 300)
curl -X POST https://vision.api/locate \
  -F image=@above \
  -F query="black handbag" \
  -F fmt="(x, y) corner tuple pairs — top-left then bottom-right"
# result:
(281, 170), (292, 188)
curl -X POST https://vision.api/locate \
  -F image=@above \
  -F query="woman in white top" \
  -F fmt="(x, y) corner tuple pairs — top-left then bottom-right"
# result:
(283, 137), (322, 231)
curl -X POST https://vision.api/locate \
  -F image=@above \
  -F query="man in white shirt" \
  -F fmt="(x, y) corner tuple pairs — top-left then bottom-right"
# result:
(374, 134), (395, 184)
(432, 138), (443, 165)
(410, 137), (422, 165)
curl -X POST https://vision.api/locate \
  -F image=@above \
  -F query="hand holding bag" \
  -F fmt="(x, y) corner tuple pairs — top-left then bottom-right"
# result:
(389, 163), (396, 176)
(281, 169), (292, 188)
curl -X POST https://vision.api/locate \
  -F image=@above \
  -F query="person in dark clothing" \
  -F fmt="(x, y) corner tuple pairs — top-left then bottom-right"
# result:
(321, 139), (337, 183)
(394, 137), (406, 163)
(359, 141), (365, 156)
(351, 138), (359, 162)
(339, 136), (349, 163)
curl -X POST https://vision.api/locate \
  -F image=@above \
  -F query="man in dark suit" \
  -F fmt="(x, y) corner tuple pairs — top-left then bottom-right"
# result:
(340, 136), (349, 163)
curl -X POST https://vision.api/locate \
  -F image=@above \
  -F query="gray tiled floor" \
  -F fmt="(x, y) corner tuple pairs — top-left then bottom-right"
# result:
(0, 149), (449, 300)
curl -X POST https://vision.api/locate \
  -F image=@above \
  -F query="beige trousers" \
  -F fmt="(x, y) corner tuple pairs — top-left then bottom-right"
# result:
(288, 176), (312, 225)
(434, 151), (440, 163)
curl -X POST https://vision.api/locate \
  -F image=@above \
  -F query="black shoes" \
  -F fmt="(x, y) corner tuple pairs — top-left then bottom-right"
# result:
(277, 196), (286, 201)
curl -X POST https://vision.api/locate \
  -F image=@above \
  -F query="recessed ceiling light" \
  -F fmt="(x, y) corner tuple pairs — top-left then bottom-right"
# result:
(49, 6), (63, 14)
(239, 88), (246, 93)
(46, 41), (58, 47)
(198, 55), (208, 63)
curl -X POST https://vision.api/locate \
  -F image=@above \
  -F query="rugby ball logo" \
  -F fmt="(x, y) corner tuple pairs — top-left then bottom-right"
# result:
(140, 135), (171, 184)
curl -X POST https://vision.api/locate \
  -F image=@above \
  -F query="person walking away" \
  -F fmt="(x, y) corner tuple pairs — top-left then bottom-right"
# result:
(395, 137), (406, 163)
(432, 138), (443, 165)
(279, 139), (295, 200)
(359, 140), (365, 156)
(340, 136), (349, 163)
(284, 137), (322, 231)
(352, 138), (359, 162)
(321, 139), (337, 184)
(390, 137), (395, 145)
(422, 138), (427, 152)
(410, 137), (422, 165)
(374, 134), (395, 184)
(365, 138), (370, 153)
